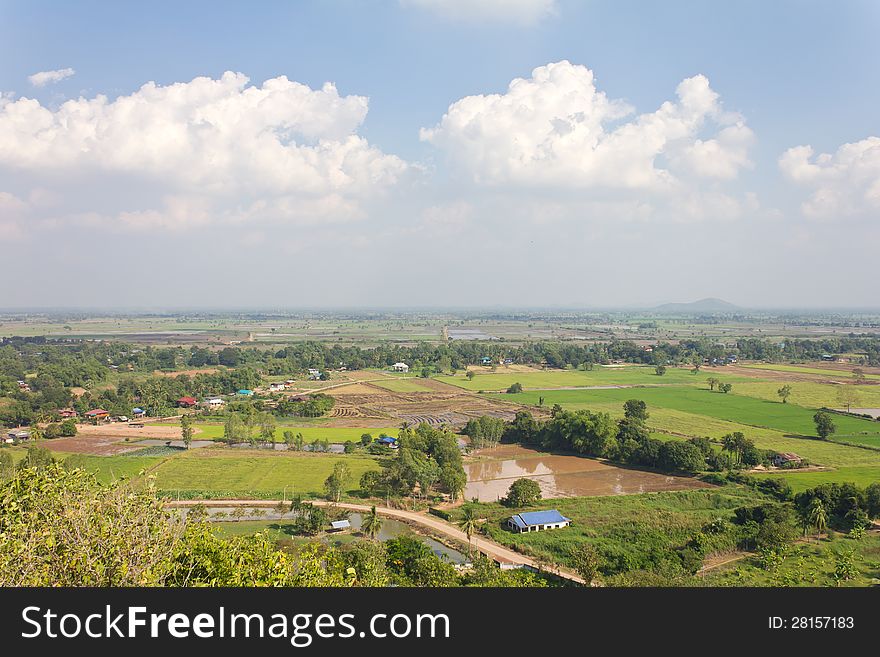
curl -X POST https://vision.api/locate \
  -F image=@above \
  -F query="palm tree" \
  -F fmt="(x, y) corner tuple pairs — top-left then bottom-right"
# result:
(362, 505), (383, 539)
(721, 434), (738, 463)
(457, 505), (479, 558)
(808, 498), (828, 541)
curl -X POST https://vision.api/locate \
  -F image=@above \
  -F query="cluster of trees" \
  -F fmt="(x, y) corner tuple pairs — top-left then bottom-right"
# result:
(274, 393), (335, 418)
(793, 482), (880, 536)
(359, 424), (467, 501)
(462, 415), (507, 448)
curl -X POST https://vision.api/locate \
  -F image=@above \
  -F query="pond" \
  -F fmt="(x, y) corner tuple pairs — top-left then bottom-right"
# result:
(464, 445), (709, 503)
(191, 507), (467, 564)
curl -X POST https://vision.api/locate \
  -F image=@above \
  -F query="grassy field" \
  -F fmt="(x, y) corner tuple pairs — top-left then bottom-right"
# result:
(160, 423), (400, 442)
(437, 365), (745, 391)
(370, 378), (438, 393)
(6, 448), (162, 484)
(704, 532), (880, 587)
(454, 485), (769, 574)
(149, 450), (381, 497)
(500, 387), (880, 446)
(758, 466), (880, 492)
(741, 363), (880, 381)
(732, 380), (880, 409)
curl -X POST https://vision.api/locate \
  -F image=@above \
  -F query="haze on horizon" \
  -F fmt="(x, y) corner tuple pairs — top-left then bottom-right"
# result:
(1, 1), (879, 310)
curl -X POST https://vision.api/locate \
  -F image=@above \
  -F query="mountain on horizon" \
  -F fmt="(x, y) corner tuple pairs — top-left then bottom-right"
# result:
(653, 298), (741, 313)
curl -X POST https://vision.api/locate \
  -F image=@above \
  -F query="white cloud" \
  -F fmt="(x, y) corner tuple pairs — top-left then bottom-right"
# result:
(779, 137), (880, 218)
(401, 0), (557, 25)
(27, 67), (76, 87)
(421, 61), (753, 195)
(0, 72), (407, 229)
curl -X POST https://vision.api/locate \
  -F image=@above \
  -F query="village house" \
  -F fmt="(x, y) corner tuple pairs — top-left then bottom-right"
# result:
(132, 407), (146, 417)
(236, 389), (254, 396)
(307, 368), (322, 380)
(506, 510), (571, 534)
(176, 396), (198, 408)
(84, 409), (110, 422)
(391, 362), (409, 373)
(773, 452), (803, 467)
(269, 382), (286, 392)
(202, 398), (225, 409)
(6, 429), (31, 443)
(58, 409), (77, 419)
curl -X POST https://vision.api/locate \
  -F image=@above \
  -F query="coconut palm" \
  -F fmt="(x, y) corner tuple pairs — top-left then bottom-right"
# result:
(457, 505), (479, 558)
(808, 498), (828, 540)
(362, 505), (383, 539)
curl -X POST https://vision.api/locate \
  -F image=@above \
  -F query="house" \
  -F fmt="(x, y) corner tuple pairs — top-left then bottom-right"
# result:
(236, 389), (254, 396)
(391, 362), (409, 373)
(202, 398), (224, 408)
(284, 379), (296, 386)
(176, 396), (198, 408)
(329, 520), (351, 532)
(116, 415), (129, 423)
(480, 357), (493, 365)
(84, 409), (110, 421)
(269, 382), (286, 392)
(506, 509), (571, 533)
(821, 354), (836, 361)
(58, 409), (78, 419)
(132, 408), (146, 417)
(307, 368), (321, 380)
(773, 452), (803, 467)
(377, 435), (397, 446)
(6, 429), (31, 442)
(503, 358), (514, 365)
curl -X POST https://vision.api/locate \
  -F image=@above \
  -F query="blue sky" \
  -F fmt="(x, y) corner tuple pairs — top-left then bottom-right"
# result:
(1, 1), (879, 308)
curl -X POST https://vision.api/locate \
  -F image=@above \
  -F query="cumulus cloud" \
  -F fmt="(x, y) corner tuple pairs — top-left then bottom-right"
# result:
(421, 61), (754, 197)
(0, 72), (407, 229)
(401, 0), (557, 25)
(27, 67), (76, 87)
(779, 137), (880, 218)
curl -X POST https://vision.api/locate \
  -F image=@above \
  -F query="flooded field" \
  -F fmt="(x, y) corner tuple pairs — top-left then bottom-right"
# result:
(465, 445), (709, 502)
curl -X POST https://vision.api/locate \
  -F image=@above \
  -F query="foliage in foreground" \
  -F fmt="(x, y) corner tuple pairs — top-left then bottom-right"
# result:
(0, 464), (548, 587)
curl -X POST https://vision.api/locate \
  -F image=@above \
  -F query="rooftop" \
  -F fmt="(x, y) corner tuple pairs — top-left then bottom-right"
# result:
(509, 509), (571, 529)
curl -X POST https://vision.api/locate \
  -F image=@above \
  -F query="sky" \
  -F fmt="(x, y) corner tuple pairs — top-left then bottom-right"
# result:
(1, 0), (879, 310)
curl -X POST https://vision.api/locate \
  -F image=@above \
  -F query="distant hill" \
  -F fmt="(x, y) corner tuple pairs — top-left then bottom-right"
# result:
(653, 298), (741, 313)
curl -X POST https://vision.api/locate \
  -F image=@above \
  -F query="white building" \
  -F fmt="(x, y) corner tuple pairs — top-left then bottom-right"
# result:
(507, 510), (571, 533)
(203, 397), (225, 408)
(392, 362), (409, 373)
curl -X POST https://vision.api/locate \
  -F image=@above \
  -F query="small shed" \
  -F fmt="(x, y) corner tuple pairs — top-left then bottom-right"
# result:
(329, 520), (351, 532)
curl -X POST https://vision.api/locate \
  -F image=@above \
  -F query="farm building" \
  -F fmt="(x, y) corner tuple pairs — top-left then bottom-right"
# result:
(307, 368), (321, 380)
(391, 362), (409, 373)
(481, 357), (493, 365)
(329, 520), (351, 532)
(132, 408), (146, 417)
(507, 510), (571, 533)
(773, 452), (803, 467)
(202, 398), (225, 408)
(6, 429), (31, 442)
(176, 396), (198, 408)
(236, 389), (254, 396)
(58, 409), (77, 418)
(84, 409), (110, 421)
(377, 436), (397, 446)
(269, 382), (286, 392)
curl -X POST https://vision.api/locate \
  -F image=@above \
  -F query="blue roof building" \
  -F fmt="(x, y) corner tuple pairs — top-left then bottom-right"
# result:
(507, 509), (571, 533)
(378, 436), (397, 445)
(237, 389), (254, 396)
(329, 520), (351, 531)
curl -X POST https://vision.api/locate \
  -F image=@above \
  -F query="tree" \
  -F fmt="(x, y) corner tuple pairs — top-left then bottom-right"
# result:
(658, 441), (705, 473)
(808, 498), (828, 540)
(324, 461), (352, 502)
(360, 433), (373, 447)
(852, 368), (867, 385)
(259, 413), (276, 447)
(655, 365), (667, 376)
(362, 505), (383, 539)
(706, 377), (719, 391)
(813, 411), (836, 440)
(180, 414), (193, 450)
(223, 413), (243, 446)
(836, 386), (860, 413)
(466, 370), (475, 381)
(718, 382), (733, 394)
(506, 382), (523, 394)
(59, 419), (77, 437)
(570, 543), (601, 585)
(623, 399), (648, 422)
(458, 505), (479, 558)
(0, 451), (13, 479)
(777, 384), (792, 404)
(504, 478), (542, 507)
(691, 356), (702, 374)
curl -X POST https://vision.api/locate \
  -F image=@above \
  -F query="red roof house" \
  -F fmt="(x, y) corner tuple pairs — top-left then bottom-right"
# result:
(176, 396), (198, 408)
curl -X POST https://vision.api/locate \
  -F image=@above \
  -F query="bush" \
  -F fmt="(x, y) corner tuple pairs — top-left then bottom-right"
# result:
(503, 478), (542, 507)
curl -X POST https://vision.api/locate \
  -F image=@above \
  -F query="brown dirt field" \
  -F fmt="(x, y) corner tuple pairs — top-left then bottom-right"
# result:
(75, 423), (197, 440)
(41, 435), (140, 456)
(324, 383), (386, 396)
(726, 365), (855, 384)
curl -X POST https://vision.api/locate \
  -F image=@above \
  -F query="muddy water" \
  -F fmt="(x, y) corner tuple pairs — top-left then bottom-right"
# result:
(465, 445), (709, 503)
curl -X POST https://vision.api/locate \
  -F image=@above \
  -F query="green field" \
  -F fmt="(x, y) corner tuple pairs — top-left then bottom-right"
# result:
(150, 450), (381, 497)
(499, 386), (880, 446)
(731, 380), (880, 409)
(742, 363), (880, 381)
(760, 466), (880, 492)
(438, 365), (744, 391)
(157, 423), (400, 442)
(371, 378), (437, 392)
